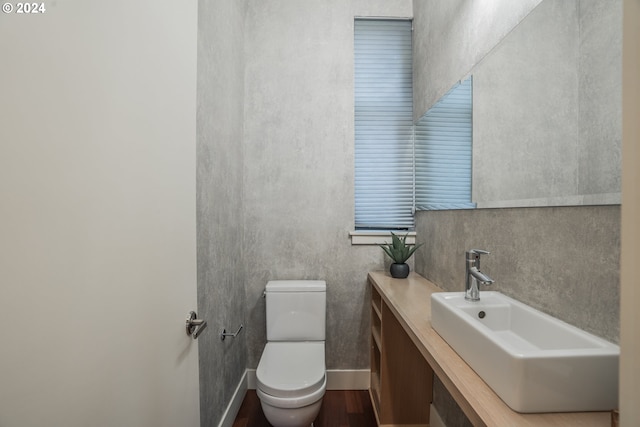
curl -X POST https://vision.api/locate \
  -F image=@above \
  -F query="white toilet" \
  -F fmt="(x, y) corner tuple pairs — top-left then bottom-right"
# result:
(256, 280), (327, 427)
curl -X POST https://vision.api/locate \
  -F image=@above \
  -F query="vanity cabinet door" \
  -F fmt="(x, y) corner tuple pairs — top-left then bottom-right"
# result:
(370, 281), (433, 426)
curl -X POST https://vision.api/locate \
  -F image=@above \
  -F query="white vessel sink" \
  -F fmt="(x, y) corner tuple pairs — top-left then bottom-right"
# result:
(430, 291), (619, 413)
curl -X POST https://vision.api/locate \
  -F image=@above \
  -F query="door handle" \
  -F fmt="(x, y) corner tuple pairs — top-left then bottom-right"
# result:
(186, 311), (207, 339)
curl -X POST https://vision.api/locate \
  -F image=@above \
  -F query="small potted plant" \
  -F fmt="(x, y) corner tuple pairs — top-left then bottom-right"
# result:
(379, 232), (423, 279)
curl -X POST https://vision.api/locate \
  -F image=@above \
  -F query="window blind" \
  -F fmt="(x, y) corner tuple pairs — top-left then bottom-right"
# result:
(414, 77), (476, 210)
(354, 19), (414, 230)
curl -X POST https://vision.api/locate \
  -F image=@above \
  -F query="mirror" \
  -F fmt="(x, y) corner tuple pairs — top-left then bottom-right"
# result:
(417, 0), (621, 209)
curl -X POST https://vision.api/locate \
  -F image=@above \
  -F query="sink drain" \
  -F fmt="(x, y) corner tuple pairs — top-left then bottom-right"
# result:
(478, 311), (486, 319)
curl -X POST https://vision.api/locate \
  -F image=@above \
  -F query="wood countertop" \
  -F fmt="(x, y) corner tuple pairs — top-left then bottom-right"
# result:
(368, 270), (611, 427)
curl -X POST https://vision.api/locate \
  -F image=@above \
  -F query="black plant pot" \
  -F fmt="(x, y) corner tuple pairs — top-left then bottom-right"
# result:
(390, 263), (410, 279)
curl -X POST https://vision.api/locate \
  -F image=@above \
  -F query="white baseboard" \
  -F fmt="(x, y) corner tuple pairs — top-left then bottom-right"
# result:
(429, 403), (447, 427)
(217, 370), (248, 427)
(246, 369), (370, 390)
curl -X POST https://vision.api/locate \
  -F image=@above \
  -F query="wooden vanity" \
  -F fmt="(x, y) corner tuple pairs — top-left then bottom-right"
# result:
(368, 271), (611, 427)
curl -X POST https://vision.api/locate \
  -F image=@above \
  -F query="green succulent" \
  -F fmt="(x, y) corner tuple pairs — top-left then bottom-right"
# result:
(378, 232), (423, 264)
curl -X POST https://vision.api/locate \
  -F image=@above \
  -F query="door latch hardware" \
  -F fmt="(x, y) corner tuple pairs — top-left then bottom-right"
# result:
(186, 311), (207, 339)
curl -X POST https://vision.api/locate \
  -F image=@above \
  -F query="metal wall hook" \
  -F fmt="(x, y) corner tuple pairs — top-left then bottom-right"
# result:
(221, 324), (243, 341)
(186, 311), (208, 339)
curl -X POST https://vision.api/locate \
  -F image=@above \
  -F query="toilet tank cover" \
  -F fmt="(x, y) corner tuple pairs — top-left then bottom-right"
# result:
(266, 280), (326, 292)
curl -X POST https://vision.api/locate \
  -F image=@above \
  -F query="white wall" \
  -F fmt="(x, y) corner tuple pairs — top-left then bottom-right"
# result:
(0, 1), (199, 426)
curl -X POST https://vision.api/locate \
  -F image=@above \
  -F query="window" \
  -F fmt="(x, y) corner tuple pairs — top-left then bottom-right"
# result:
(353, 20), (473, 238)
(415, 77), (475, 210)
(354, 19), (413, 230)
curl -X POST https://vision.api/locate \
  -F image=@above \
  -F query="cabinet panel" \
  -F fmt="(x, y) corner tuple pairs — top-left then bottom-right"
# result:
(370, 343), (382, 419)
(370, 281), (432, 426)
(371, 286), (382, 421)
(380, 301), (432, 425)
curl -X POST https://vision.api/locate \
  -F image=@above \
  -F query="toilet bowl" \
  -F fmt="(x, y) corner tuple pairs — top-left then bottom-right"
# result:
(256, 342), (326, 427)
(256, 280), (327, 427)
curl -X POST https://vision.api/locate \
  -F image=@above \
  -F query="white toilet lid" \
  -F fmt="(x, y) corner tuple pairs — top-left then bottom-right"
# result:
(256, 341), (326, 399)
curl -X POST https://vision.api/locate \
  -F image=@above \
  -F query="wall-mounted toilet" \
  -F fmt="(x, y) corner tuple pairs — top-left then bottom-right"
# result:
(256, 280), (327, 427)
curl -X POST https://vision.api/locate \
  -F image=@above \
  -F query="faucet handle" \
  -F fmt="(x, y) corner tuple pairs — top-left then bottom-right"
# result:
(467, 249), (490, 259)
(470, 249), (490, 255)
(467, 250), (490, 268)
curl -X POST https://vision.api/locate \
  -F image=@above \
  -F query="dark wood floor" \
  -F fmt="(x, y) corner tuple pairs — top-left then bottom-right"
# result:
(232, 390), (377, 427)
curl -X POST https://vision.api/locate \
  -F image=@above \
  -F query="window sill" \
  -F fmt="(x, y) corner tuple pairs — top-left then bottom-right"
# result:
(349, 230), (416, 245)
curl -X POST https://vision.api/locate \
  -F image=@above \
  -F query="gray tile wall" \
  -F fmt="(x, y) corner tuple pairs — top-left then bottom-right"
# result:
(412, 0), (542, 120)
(415, 206), (620, 343)
(578, 0), (622, 197)
(471, 0), (622, 207)
(242, 0), (413, 370)
(472, 0), (580, 206)
(197, 1), (247, 425)
(412, 0), (621, 345)
(433, 375), (474, 427)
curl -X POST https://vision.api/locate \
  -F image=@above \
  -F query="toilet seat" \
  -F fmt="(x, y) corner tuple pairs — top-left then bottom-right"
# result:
(256, 341), (326, 408)
(256, 375), (326, 409)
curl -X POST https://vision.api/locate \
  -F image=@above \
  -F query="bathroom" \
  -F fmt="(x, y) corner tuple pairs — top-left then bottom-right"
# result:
(1, 0), (638, 427)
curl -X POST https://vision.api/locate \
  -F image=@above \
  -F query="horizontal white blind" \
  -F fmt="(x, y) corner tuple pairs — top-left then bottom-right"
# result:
(354, 19), (414, 230)
(415, 77), (475, 210)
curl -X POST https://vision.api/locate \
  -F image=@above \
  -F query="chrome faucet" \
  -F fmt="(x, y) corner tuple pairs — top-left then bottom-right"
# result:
(465, 249), (495, 301)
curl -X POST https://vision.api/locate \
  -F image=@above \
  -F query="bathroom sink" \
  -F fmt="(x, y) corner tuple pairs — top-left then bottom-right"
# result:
(430, 292), (619, 413)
